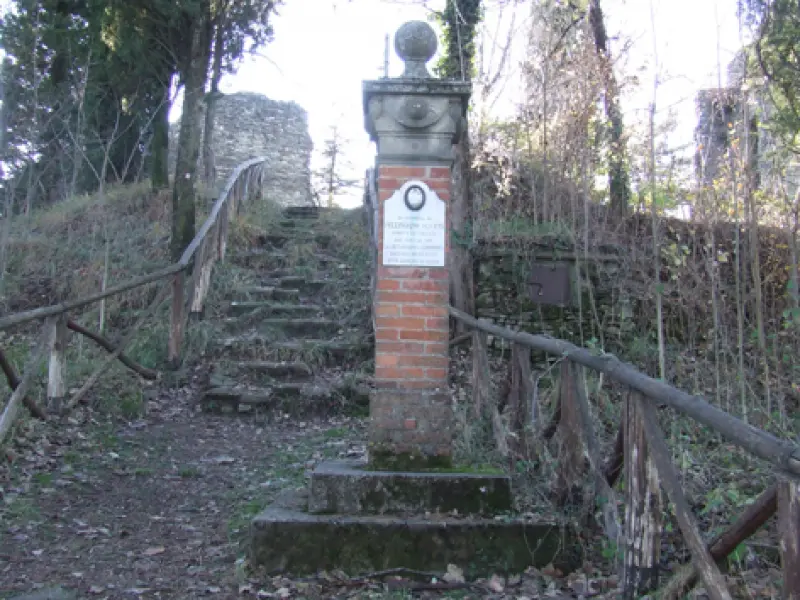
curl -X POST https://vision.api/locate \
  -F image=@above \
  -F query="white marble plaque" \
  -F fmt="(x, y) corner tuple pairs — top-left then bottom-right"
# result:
(382, 180), (445, 267)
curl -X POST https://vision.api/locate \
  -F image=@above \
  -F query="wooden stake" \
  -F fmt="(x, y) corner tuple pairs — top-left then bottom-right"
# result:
(168, 271), (186, 368)
(47, 314), (68, 414)
(779, 479), (800, 600)
(553, 360), (586, 504)
(66, 283), (170, 411)
(0, 348), (46, 419)
(636, 396), (733, 600)
(622, 391), (662, 597)
(66, 319), (157, 379)
(472, 330), (490, 419)
(659, 482), (777, 600)
(0, 322), (51, 443)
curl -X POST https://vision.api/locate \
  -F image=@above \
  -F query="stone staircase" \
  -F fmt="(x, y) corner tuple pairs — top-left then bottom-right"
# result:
(202, 205), (373, 417)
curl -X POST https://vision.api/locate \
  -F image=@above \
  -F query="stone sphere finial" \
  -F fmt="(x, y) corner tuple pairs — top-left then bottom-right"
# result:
(394, 20), (438, 79)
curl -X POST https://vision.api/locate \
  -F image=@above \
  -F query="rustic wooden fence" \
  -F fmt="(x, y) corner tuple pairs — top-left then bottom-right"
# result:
(450, 306), (800, 600)
(0, 157), (269, 441)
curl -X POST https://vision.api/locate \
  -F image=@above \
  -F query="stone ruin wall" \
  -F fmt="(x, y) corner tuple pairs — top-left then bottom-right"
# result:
(170, 92), (313, 206)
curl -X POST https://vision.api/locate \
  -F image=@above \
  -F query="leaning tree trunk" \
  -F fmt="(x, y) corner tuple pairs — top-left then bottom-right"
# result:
(171, 15), (212, 262)
(450, 128), (475, 333)
(202, 21), (225, 189)
(588, 0), (630, 217)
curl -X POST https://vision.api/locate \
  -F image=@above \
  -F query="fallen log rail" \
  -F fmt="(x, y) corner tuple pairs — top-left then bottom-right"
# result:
(450, 306), (800, 600)
(0, 157), (269, 440)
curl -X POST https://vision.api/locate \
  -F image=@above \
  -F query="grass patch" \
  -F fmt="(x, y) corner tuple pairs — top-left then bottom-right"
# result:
(228, 498), (266, 538)
(322, 427), (349, 439)
(179, 467), (202, 478)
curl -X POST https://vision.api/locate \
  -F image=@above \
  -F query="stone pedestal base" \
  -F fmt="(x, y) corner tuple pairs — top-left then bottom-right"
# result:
(369, 389), (453, 470)
(308, 459), (511, 516)
(250, 507), (568, 577)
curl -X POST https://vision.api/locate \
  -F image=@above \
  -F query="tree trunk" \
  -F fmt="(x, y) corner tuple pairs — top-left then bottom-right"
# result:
(203, 22), (225, 189)
(171, 15), (212, 262)
(588, 0), (630, 217)
(151, 82), (171, 191)
(449, 131), (475, 332)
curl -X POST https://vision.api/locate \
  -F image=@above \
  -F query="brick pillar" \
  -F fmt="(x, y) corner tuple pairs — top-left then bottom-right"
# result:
(371, 166), (452, 468)
(363, 20), (471, 470)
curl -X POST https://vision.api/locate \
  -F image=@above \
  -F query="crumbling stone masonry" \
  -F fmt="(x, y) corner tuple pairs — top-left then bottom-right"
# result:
(169, 92), (313, 205)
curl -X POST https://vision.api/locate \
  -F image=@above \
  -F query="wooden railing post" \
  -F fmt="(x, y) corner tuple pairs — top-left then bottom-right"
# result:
(636, 395), (733, 600)
(508, 342), (534, 437)
(622, 390), (662, 597)
(779, 478), (800, 599)
(553, 360), (586, 503)
(47, 314), (68, 414)
(472, 329), (490, 419)
(169, 271), (186, 368)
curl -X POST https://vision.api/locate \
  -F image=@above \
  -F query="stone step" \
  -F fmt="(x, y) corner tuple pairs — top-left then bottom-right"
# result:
(233, 286), (300, 302)
(271, 339), (372, 361)
(263, 230), (334, 249)
(236, 360), (313, 380)
(213, 335), (372, 365)
(308, 459), (512, 516)
(283, 205), (321, 219)
(260, 318), (340, 337)
(201, 379), (369, 415)
(270, 276), (329, 293)
(230, 250), (289, 267)
(249, 506), (570, 577)
(201, 384), (328, 416)
(226, 302), (322, 317)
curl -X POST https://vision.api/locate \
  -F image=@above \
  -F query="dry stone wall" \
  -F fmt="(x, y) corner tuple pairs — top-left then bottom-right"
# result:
(170, 92), (313, 206)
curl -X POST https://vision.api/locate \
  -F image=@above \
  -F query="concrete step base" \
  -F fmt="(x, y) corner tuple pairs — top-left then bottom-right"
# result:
(308, 459), (512, 516)
(249, 506), (571, 577)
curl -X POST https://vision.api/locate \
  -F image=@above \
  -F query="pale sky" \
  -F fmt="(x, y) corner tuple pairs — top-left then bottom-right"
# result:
(212, 0), (743, 207)
(0, 0), (743, 206)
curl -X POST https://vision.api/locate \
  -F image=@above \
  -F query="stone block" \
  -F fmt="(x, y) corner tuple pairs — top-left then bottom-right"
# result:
(249, 506), (572, 578)
(308, 459), (511, 516)
(369, 389), (453, 468)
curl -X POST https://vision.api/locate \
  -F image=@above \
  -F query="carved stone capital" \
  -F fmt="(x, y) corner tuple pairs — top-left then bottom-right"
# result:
(363, 83), (471, 166)
(362, 21), (472, 166)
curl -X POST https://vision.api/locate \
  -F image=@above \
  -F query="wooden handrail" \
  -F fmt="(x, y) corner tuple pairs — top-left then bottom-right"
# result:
(449, 306), (800, 477)
(0, 157), (269, 332)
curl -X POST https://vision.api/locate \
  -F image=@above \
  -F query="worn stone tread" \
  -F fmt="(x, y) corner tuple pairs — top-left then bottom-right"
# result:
(249, 506), (570, 577)
(233, 286), (301, 301)
(236, 360), (314, 379)
(227, 302), (322, 316)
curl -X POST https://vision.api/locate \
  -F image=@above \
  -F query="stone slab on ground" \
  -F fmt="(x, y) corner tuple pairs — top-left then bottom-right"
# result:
(308, 459), (512, 516)
(6, 588), (77, 600)
(249, 506), (570, 577)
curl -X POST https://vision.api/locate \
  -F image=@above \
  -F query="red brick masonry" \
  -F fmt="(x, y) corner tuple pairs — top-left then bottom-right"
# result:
(370, 165), (454, 462)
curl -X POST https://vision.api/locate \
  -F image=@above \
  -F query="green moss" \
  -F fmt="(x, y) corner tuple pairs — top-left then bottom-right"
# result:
(368, 447), (453, 472)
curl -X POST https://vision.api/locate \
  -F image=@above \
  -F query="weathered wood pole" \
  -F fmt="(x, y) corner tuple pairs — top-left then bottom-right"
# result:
(168, 271), (186, 367)
(779, 479), (800, 599)
(622, 390), (661, 597)
(47, 314), (68, 414)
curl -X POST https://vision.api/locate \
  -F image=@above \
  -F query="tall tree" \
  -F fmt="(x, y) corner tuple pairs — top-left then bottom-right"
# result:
(587, 0), (631, 216)
(171, 0), (278, 260)
(740, 0), (800, 152)
(313, 125), (359, 208)
(435, 0), (482, 331)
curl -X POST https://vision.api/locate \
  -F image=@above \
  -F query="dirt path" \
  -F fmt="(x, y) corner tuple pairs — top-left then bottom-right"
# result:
(0, 382), (366, 600)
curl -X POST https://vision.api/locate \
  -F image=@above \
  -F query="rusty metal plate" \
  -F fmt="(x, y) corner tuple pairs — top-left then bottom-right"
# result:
(528, 263), (572, 306)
